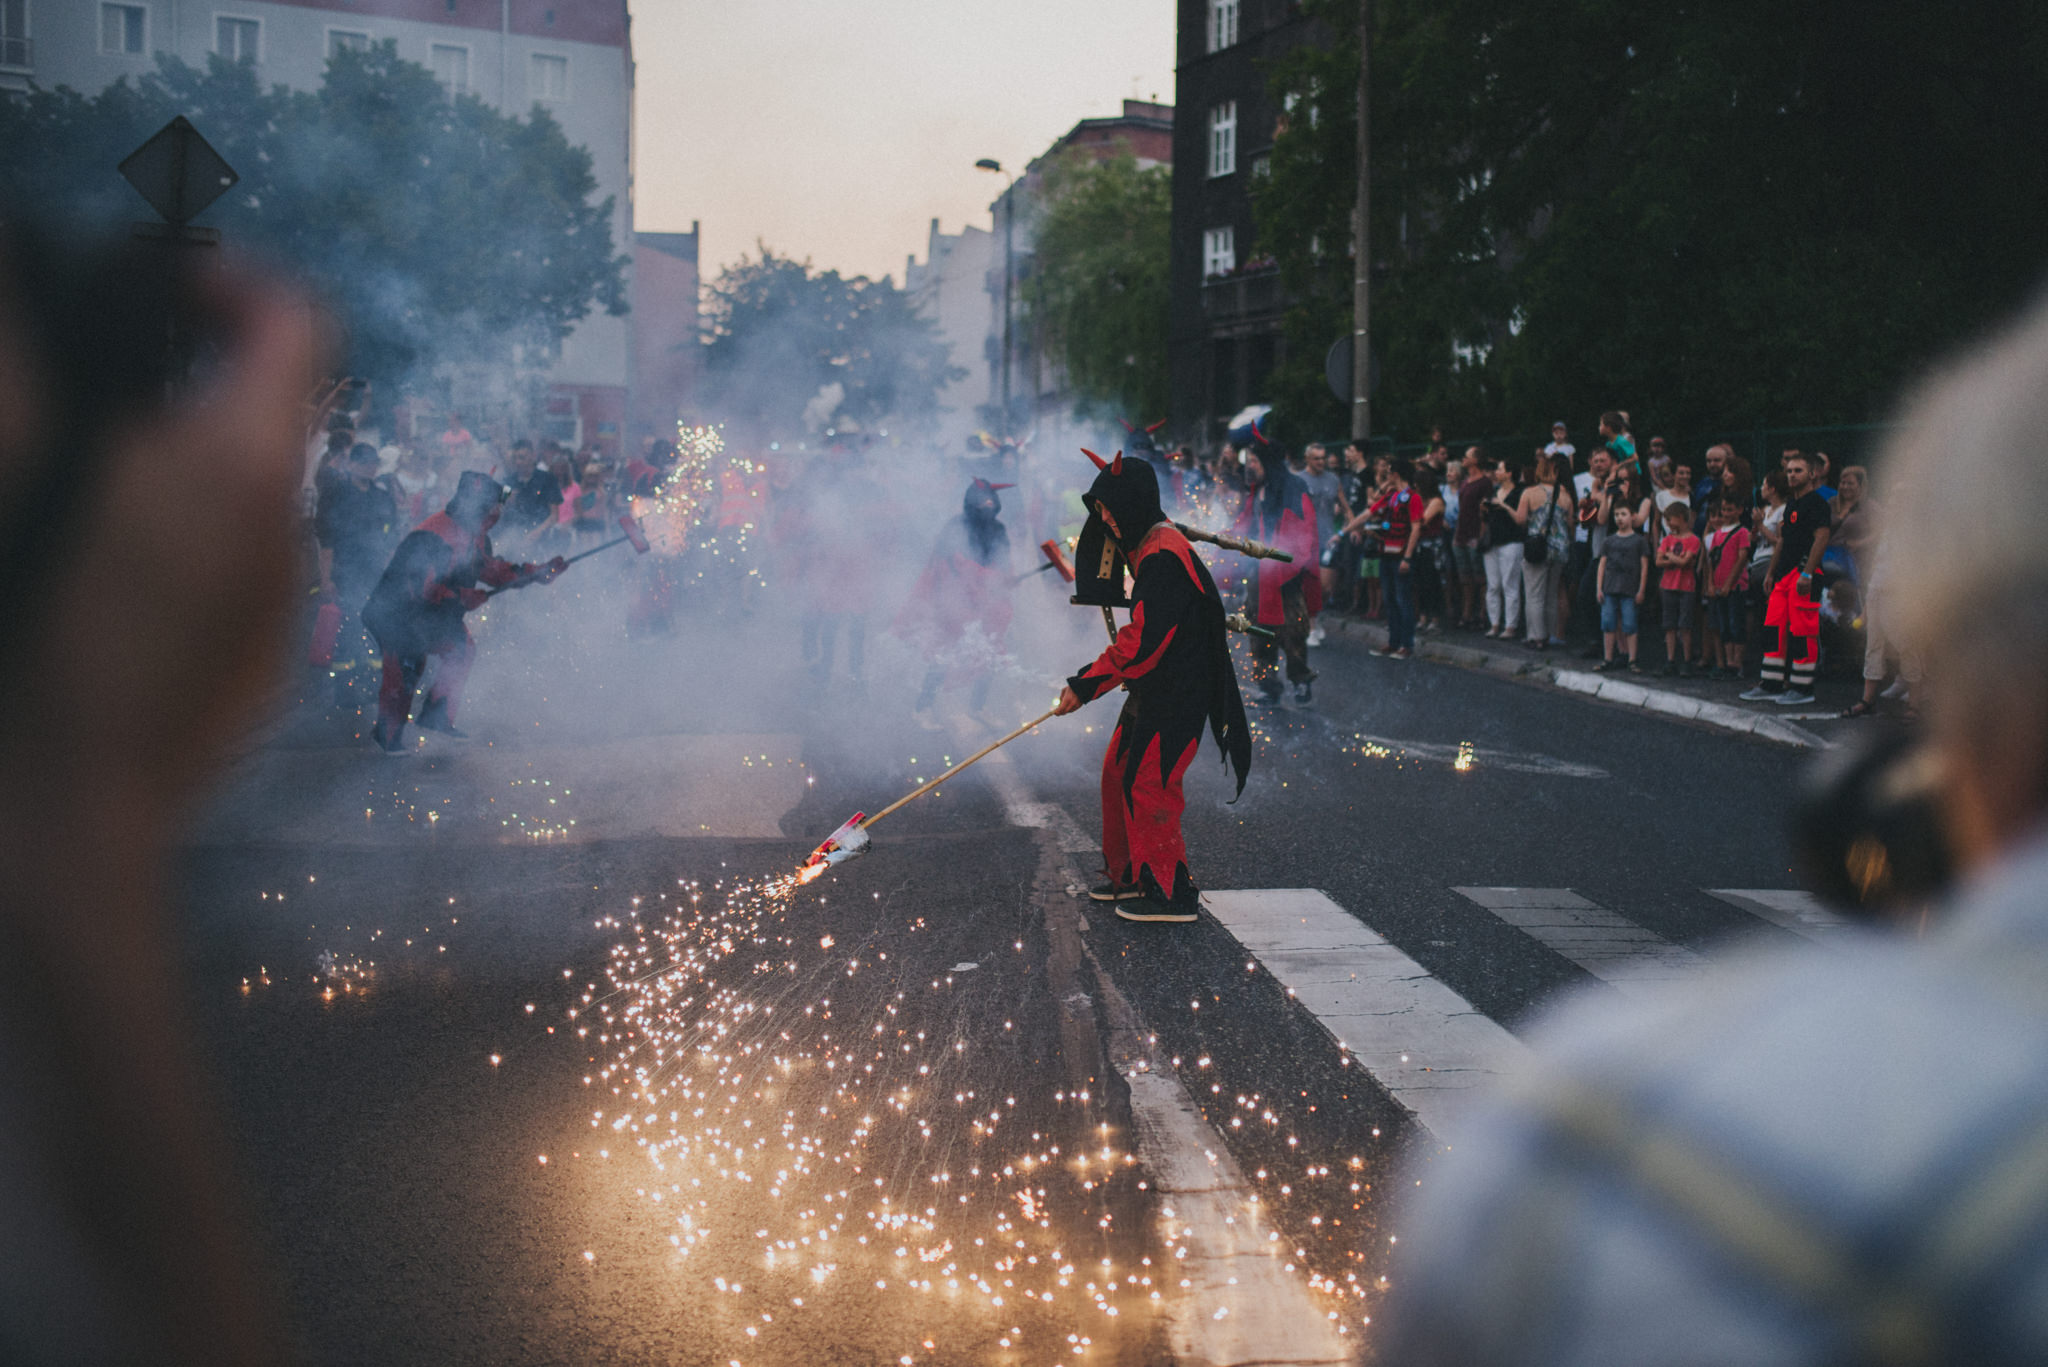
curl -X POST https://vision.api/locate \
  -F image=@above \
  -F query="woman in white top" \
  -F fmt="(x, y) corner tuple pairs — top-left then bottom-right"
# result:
(1516, 451), (1574, 649)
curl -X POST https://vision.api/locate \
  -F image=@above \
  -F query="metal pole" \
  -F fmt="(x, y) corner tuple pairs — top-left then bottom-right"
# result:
(1349, 0), (1372, 442)
(1001, 178), (1015, 438)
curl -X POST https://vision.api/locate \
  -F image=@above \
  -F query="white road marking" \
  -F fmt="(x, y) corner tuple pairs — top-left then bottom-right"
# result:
(1454, 887), (1706, 997)
(1706, 888), (1850, 942)
(1123, 1068), (1351, 1366)
(1201, 889), (1527, 1146)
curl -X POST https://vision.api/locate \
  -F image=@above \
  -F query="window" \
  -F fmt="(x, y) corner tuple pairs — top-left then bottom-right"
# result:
(430, 43), (469, 94)
(326, 29), (370, 59)
(1203, 226), (1236, 278)
(216, 16), (258, 62)
(1207, 101), (1237, 178)
(1, 0), (28, 69)
(529, 52), (567, 101)
(1206, 0), (1239, 53)
(101, 3), (145, 55)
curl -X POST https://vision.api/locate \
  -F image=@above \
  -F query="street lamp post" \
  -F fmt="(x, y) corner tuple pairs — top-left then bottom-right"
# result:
(975, 158), (1017, 440)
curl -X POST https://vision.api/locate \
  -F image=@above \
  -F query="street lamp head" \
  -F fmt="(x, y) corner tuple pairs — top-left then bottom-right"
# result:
(974, 158), (1003, 173)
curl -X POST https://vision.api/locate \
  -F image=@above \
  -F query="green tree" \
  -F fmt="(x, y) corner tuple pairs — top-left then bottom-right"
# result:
(701, 246), (961, 434)
(0, 43), (627, 387)
(1024, 150), (1172, 419)
(1256, 0), (2048, 444)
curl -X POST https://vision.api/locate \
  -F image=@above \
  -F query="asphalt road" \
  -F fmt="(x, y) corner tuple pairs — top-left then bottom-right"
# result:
(175, 585), (1817, 1365)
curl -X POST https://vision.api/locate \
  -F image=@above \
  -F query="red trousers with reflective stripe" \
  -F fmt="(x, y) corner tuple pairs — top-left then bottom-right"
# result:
(1101, 723), (1199, 903)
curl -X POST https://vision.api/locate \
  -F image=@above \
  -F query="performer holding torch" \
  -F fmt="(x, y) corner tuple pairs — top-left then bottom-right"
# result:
(361, 471), (566, 753)
(1054, 450), (1251, 923)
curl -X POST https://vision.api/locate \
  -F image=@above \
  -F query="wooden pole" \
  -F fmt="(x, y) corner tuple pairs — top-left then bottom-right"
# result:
(861, 707), (1061, 830)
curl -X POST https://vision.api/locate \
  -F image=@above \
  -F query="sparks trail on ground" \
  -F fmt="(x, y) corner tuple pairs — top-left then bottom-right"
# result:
(537, 859), (1174, 1363)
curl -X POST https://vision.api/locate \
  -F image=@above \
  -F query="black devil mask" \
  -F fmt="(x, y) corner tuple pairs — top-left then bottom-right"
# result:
(1081, 449), (1163, 555)
(447, 470), (507, 527)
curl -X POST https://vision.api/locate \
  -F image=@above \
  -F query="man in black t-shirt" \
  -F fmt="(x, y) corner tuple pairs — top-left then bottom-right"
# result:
(500, 439), (563, 546)
(1741, 451), (1832, 705)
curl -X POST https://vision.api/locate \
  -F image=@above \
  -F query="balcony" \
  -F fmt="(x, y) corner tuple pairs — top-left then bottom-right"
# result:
(1200, 267), (1283, 323)
(0, 35), (30, 70)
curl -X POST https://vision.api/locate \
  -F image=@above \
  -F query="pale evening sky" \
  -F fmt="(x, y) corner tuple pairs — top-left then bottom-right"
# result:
(629, 1), (1178, 287)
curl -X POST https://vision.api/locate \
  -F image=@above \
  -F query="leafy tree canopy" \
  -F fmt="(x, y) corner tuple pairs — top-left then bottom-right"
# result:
(701, 246), (961, 435)
(0, 44), (628, 387)
(1257, 0), (2048, 444)
(1025, 150), (1172, 421)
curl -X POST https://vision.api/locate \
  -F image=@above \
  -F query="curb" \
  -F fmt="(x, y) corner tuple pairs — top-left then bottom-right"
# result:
(1330, 618), (1828, 749)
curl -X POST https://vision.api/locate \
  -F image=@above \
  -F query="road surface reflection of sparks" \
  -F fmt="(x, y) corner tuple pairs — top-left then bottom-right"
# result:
(547, 864), (1166, 1363)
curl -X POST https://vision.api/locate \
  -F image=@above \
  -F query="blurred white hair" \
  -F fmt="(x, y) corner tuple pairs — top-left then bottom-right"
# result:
(1888, 294), (2048, 732)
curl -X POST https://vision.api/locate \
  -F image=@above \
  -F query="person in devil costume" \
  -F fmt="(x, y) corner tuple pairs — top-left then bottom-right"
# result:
(1235, 445), (1323, 704)
(1054, 451), (1251, 923)
(898, 477), (1015, 715)
(361, 471), (565, 753)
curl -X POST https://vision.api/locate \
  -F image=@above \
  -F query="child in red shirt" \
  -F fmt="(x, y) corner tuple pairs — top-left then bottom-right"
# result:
(1655, 502), (1702, 677)
(1701, 497), (1753, 678)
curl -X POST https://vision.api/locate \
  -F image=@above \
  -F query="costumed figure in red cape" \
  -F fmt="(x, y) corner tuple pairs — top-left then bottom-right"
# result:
(896, 478), (1015, 716)
(1234, 445), (1322, 704)
(361, 471), (564, 753)
(1054, 450), (1250, 924)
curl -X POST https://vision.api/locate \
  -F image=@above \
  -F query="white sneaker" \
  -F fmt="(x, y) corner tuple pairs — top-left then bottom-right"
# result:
(1738, 684), (1780, 702)
(1774, 689), (1816, 706)
(1307, 626), (1326, 647)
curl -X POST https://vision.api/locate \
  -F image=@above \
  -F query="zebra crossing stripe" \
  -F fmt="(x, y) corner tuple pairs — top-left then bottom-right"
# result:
(1200, 889), (1526, 1145)
(1454, 887), (1707, 997)
(1705, 888), (1848, 942)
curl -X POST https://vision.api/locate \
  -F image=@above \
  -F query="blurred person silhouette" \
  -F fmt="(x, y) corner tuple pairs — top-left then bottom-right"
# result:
(360, 472), (565, 751)
(1382, 293), (2048, 1366)
(0, 230), (317, 1364)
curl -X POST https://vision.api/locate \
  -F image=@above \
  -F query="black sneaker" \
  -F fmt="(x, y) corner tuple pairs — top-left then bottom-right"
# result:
(1677, 661), (1695, 678)
(1254, 688), (1284, 707)
(1661, 660), (1679, 677)
(1114, 897), (1198, 924)
(415, 703), (467, 740)
(1088, 882), (1145, 902)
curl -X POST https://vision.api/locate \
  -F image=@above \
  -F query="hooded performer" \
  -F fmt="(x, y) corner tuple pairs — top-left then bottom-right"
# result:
(1053, 451), (1251, 923)
(897, 477), (1015, 714)
(1234, 446), (1323, 703)
(361, 471), (565, 753)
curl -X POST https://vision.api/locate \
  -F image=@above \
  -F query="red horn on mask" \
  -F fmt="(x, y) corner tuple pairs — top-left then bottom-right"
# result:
(1145, 419), (1168, 434)
(1081, 448), (1109, 470)
(1119, 418), (1136, 433)
(1110, 450), (1124, 475)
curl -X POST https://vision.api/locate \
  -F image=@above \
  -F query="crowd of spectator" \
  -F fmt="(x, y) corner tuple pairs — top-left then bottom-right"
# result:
(1155, 413), (1904, 717)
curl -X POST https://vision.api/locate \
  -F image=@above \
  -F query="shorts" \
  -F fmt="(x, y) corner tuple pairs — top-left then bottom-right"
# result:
(1709, 593), (1747, 639)
(1599, 594), (1638, 636)
(1659, 588), (1696, 630)
(1763, 571), (1820, 637)
(1452, 543), (1483, 579)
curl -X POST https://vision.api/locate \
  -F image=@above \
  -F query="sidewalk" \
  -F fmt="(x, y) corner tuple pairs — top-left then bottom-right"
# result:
(1324, 616), (1852, 748)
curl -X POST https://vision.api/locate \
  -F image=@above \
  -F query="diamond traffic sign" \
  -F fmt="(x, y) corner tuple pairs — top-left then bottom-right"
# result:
(119, 116), (238, 225)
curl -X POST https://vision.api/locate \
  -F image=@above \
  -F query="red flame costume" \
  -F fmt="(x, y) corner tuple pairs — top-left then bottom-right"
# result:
(897, 478), (1015, 712)
(362, 473), (553, 750)
(1066, 452), (1250, 915)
